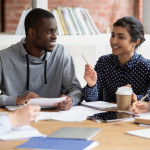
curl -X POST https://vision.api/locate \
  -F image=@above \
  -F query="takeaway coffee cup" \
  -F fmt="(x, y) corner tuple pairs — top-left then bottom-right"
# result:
(116, 87), (132, 110)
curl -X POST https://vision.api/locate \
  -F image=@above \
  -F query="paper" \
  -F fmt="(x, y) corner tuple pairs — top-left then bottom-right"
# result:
(51, 106), (103, 122)
(81, 101), (117, 110)
(35, 111), (60, 122)
(30, 97), (67, 107)
(139, 124), (150, 127)
(0, 125), (45, 140)
(138, 111), (150, 117)
(17, 137), (99, 150)
(35, 105), (103, 122)
(126, 128), (150, 139)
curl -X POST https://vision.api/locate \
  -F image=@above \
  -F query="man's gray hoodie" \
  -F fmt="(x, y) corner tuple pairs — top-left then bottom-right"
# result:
(0, 41), (82, 106)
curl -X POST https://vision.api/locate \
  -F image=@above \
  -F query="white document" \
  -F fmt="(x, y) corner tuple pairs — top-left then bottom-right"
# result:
(138, 112), (150, 117)
(30, 97), (67, 107)
(0, 125), (45, 141)
(51, 106), (104, 122)
(35, 111), (60, 122)
(139, 124), (150, 127)
(126, 128), (150, 139)
(81, 101), (117, 110)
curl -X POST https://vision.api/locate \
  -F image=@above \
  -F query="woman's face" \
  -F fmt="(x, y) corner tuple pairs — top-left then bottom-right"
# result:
(110, 26), (136, 56)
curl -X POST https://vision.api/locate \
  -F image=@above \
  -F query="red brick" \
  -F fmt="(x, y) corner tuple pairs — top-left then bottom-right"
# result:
(3, 0), (139, 33)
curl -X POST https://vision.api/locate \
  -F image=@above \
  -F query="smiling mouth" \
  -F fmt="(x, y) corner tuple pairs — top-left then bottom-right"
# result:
(112, 46), (121, 50)
(49, 42), (56, 47)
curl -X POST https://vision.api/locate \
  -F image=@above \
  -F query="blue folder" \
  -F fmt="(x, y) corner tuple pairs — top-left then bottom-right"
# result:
(16, 137), (98, 150)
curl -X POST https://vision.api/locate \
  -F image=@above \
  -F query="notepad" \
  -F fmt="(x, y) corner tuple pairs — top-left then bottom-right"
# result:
(16, 137), (99, 150)
(48, 127), (101, 140)
(134, 115), (150, 125)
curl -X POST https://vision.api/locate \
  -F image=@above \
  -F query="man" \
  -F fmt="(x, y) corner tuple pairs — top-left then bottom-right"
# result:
(0, 8), (82, 110)
(0, 105), (40, 136)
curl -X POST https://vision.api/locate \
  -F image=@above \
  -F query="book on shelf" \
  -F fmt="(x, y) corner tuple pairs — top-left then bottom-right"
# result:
(68, 7), (82, 35)
(74, 7), (90, 35)
(72, 7), (86, 35)
(51, 9), (64, 35)
(61, 7), (78, 35)
(84, 8), (100, 35)
(57, 7), (69, 35)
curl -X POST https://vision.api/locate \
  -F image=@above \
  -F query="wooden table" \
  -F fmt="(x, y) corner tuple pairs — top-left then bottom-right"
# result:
(0, 108), (150, 150)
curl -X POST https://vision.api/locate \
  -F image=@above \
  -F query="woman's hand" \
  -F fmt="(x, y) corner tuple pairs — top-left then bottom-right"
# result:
(84, 64), (97, 87)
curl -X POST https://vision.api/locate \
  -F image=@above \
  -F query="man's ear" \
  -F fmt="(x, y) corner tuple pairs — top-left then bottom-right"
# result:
(28, 28), (36, 38)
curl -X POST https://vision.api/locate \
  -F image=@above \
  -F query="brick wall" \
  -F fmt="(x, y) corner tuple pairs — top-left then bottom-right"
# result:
(3, 0), (136, 33)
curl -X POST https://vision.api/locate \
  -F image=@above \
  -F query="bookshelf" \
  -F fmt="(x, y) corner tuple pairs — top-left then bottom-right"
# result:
(15, 7), (99, 36)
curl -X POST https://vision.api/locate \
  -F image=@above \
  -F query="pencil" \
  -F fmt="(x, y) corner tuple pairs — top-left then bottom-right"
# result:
(140, 93), (148, 101)
(82, 55), (88, 64)
(23, 103), (27, 107)
(130, 93), (149, 111)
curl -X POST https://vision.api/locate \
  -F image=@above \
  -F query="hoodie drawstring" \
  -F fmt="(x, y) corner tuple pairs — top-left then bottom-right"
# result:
(26, 54), (47, 90)
(26, 54), (30, 90)
(44, 60), (47, 84)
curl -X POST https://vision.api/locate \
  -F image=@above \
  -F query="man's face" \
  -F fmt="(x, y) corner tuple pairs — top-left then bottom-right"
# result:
(33, 18), (58, 52)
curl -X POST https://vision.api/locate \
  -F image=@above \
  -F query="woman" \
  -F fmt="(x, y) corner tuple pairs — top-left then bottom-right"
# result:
(83, 16), (150, 103)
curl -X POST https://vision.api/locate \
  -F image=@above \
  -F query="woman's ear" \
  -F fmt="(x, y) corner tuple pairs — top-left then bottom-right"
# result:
(134, 38), (140, 47)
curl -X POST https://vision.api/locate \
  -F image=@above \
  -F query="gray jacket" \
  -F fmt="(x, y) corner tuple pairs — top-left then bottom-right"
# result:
(0, 41), (82, 106)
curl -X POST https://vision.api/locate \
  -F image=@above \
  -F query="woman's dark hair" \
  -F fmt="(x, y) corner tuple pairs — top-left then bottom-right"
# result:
(113, 16), (145, 49)
(24, 8), (55, 36)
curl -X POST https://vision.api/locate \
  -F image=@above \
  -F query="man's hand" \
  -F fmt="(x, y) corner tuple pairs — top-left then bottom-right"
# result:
(16, 92), (39, 105)
(55, 95), (73, 111)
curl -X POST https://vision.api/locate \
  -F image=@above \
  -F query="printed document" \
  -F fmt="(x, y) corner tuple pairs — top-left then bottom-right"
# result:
(30, 97), (67, 107)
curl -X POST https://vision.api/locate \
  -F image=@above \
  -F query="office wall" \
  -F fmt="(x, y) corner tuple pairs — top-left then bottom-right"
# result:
(3, 0), (136, 33)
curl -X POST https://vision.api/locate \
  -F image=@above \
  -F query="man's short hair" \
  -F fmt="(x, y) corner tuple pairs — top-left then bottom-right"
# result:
(24, 8), (55, 36)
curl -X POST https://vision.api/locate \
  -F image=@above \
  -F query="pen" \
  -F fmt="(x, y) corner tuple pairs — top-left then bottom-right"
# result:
(82, 55), (88, 64)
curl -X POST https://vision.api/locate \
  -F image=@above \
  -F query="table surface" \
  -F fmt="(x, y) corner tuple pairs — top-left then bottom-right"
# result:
(0, 108), (150, 150)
